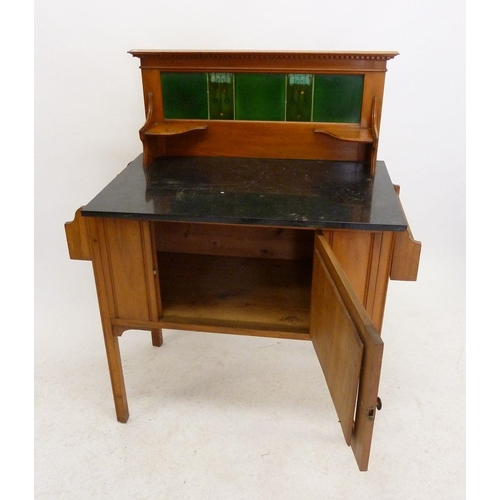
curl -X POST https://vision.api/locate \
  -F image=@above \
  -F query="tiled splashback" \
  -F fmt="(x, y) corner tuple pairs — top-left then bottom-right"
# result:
(160, 73), (364, 123)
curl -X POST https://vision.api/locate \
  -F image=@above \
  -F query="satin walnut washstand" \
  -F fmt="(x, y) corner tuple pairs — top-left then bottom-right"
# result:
(65, 50), (421, 471)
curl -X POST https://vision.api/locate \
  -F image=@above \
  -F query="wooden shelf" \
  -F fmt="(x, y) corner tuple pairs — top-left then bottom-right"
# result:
(144, 122), (208, 136)
(314, 127), (373, 143)
(145, 121), (373, 142)
(158, 252), (312, 337)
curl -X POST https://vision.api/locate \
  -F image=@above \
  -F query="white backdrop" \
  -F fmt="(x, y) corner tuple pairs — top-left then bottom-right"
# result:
(34, 0), (466, 497)
(35, 0), (465, 341)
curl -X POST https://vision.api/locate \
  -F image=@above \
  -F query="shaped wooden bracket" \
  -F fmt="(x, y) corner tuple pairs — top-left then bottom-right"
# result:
(65, 208), (91, 261)
(139, 91), (208, 166)
(139, 91), (155, 143)
(390, 185), (422, 281)
(313, 96), (380, 174)
(370, 96), (379, 176)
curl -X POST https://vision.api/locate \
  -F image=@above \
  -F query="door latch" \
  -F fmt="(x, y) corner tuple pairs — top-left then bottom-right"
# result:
(367, 397), (382, 420)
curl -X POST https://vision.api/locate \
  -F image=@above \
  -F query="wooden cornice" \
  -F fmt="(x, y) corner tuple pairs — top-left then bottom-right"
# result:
(129, 50), (399, 61)
(128, 50), (398, 73)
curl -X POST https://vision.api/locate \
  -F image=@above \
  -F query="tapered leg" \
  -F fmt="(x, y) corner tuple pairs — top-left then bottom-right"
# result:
(151, 328), (163, 347)
(102, 321), (129, 423)
(88, 217), (130, 423)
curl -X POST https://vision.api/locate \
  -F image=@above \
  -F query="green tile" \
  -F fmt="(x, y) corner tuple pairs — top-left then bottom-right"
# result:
(235, 74), (286, 121)
(209, 73), (234, 120)
(161, 72), (208, 119)
(286, 74), (313, 122)
(313, 75), (364, 123)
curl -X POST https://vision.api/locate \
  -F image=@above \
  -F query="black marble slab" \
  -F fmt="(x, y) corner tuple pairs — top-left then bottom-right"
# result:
(81, 154), (407, 231)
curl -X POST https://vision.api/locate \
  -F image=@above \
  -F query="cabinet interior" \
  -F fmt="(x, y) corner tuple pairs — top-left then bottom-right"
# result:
(154, 221), (315, 336)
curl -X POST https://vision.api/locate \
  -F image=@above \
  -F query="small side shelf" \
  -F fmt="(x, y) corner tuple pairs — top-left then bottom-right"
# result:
(314, 125), (377, 174)
(139, 90), (209, 164)
(144, 122), (208, 136)
(315, 96), (380, 174)
(314, 127), (374, 143)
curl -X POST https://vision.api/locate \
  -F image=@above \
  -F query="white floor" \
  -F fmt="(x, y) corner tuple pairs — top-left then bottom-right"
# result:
(35, 248), (465, 499)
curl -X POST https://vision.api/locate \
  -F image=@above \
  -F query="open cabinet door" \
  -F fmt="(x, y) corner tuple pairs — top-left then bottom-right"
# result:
(311, 233), (384, 471)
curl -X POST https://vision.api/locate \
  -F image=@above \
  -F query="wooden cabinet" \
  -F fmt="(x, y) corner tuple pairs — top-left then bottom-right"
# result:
(67, 212), (417, 471)
(65, 50), (420, 471)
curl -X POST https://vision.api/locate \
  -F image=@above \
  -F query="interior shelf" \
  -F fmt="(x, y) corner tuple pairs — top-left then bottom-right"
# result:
(157, 252), (312, 336)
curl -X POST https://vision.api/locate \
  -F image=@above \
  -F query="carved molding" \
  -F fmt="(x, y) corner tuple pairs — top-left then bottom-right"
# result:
(129, 50), (399, 61)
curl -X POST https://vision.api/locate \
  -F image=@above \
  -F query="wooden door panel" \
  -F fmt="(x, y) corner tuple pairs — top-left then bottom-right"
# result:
(310, 247), (363, 445)
(311, 233), (384, 471)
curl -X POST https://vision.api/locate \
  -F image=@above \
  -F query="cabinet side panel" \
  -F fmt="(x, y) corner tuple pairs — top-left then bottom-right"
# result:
(365, 232), (394, 332)
(327, 230), (372, 305)
(326, 230), (393, 333)
(102, 219), (157, 322)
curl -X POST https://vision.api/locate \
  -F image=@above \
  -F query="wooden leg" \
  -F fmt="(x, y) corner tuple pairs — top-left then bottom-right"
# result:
(87, 217), (130, 423)
(102, 322), (129, 423)
(151, 328), (163, 347)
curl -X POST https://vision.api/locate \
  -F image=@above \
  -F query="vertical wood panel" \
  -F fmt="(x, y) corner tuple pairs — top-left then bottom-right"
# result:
(147, 222), (162, 321)
(350, 331), (384, 471)
(329, 230), (372, 305)
(327, 229), (394, 334)
(310, 246), (363, 445)
(93, 218), (116, 318)
(364, 232), (383, 319)
(367, 232), (394, 332)
(86, 217), (129, 423)
(313, 234), (384, 471)
(102, 218), (158, 322)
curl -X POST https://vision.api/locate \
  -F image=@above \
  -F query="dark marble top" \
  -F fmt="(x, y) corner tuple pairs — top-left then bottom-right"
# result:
(81, 154), (407, 231)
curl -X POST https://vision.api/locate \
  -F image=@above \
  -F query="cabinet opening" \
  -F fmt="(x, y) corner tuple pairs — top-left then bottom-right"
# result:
(154, 222), (314, 337)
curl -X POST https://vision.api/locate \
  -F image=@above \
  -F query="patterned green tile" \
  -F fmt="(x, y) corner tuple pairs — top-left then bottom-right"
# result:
(286, 74), (313, 122)
(208, 73), (234, 120)
(235, 73), (286, 121)
(159, 72), (364, 123)
(313, 75), (364, 123)
(161, 72), (208, 119)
